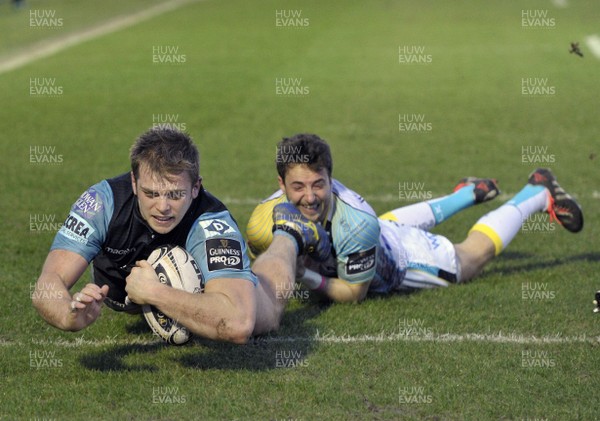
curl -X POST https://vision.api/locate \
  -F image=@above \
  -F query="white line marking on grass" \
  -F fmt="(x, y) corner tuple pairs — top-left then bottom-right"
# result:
(0, 0), (203, 76)
(257, 331), (599, 345)
(584, 35), (600, 59)
(2, 332), (597, 348)
(551, 0), (569, 8)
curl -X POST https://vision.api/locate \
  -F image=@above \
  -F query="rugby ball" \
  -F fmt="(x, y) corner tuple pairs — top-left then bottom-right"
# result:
(143, 245), (204, 345)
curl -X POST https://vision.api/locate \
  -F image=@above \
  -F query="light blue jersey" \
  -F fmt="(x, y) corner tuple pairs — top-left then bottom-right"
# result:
(51, 173), (256, 310)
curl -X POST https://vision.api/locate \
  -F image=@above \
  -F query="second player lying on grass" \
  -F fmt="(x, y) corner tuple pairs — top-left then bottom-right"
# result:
(247, 133), (583, 304)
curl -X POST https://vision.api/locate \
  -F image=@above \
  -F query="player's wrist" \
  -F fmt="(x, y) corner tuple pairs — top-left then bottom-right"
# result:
(141, 280), (168, 307)
(273, 229), (301, 254)
(298, 268), (326, 291)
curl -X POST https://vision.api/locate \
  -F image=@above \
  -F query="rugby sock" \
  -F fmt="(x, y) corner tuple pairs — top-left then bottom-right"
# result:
(470, 184), (548, 255)
(379, 185), (476, 230)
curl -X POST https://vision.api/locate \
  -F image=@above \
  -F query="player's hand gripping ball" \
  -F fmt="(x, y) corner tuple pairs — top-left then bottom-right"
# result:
(143, 245), (204, 345)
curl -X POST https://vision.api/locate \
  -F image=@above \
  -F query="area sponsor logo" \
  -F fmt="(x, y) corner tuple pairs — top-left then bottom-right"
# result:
(346, 247), (376, 275)
(58, 212), (95, 245)
(75, 189), (103, 217)
(206, 239), (243, 271)
(200, 219), (236, 238)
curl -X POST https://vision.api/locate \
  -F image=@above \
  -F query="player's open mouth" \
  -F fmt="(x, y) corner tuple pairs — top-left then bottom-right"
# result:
(300, 203), (322, 220)
(153, 215), (175, 225)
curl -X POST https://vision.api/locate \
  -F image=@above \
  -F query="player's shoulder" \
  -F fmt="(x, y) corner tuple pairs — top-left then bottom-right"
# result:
(250, 190), (286, 221)
(246, 190), (286, 258)
(192, 209), (242, 240)
(51, 177), (115, 261)
(331, 179), (376, 217)
(330, 179), (380, 254)
(72, 178), (115, 215)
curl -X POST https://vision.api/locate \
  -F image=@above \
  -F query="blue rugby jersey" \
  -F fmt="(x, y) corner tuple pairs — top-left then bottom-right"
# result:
(51, 173), (256, 311)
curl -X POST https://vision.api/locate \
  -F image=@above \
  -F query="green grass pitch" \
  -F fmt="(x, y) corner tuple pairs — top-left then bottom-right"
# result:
(1, 0), (599, 419)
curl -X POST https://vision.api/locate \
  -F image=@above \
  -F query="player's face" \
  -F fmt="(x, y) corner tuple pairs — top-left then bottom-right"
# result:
(279, 165), (332, 223)
(131, 164), (200, 234)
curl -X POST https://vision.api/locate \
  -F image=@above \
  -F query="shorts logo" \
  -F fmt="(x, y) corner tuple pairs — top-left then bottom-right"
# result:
(58, 212), (95, 245)
(200, 219), (236, 238)
(206, 239), (243, 271)
(346, 247), (376, 275)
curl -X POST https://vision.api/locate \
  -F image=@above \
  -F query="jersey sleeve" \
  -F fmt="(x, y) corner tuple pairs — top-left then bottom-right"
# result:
(332, 200), (380, 284)
(186, 210), (257, 286)
(245, 192), (286, 259)
(50, 180), (114, 262)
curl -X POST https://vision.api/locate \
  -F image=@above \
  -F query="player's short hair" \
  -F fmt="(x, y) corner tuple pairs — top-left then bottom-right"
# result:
(130, 127), (200, 184)
(276, 133), (333, 180)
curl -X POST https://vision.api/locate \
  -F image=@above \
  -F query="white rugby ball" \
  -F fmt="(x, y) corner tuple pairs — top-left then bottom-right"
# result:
(143, 245), (204, 345)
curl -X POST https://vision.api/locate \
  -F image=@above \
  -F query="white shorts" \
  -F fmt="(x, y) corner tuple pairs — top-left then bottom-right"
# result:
(379, 220), (460, 290)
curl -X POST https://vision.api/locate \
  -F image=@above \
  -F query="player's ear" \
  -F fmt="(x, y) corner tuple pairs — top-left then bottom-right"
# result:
(191, 177), (202, 199)
(130, 171), (138, 196)
(277, 175), (286, 193)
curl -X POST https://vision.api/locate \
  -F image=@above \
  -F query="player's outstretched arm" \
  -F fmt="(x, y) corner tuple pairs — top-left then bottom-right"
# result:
(32, 249), (109, 332)
(297, 261), (371, 303)
(315, 276), (370, 303)
(126, 261), (255, 344)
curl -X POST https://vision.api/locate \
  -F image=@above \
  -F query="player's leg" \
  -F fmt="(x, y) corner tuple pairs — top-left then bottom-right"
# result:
(379, 178), (499, 230)
(453, 231), (496, 281)
(469, 168), (583, 256)
(456, 168), (583, 280)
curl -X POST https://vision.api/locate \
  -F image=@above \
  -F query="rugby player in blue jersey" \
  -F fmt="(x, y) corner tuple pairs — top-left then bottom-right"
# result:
(31, 128), (320, 342)
(247, 133), (583, 305)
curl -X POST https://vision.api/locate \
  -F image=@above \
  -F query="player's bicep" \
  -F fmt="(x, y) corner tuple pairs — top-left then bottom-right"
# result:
(39, 249), (89, 290)
(203, 277), (255, 307)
